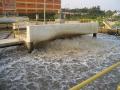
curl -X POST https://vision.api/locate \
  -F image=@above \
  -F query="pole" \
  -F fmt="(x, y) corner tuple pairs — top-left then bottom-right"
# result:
(25, 0), (27, 16)
(14, 0), (17, 16)
(2, 0), (5, 16)
(44, 0), (46, 24)
(35, 0), (39, 24)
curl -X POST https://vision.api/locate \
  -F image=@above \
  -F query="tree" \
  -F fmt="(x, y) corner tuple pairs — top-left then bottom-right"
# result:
(105, 10), (114, 18)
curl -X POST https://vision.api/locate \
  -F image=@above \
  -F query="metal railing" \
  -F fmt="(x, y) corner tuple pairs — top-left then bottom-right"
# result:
(103, 20), (112, 29)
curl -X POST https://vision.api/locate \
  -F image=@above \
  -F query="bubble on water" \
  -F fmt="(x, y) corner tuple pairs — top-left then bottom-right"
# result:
(0, 34), (120, 90)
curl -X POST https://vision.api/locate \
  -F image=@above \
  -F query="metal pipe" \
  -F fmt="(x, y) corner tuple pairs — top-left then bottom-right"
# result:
(70, 62), (120, 90)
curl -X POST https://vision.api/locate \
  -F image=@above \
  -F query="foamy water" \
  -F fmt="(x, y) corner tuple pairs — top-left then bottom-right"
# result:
(0, 34), (120, 90)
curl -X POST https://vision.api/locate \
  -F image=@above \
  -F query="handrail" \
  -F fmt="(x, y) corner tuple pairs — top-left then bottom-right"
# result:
(103, 21), (112, 29)
(70, 62), (120, 90)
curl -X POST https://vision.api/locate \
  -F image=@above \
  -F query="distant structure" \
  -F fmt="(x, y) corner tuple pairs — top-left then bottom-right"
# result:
(0, 0), (61, 16)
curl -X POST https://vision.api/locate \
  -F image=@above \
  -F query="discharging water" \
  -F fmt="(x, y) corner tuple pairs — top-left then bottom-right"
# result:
(0, 33), (120, 90)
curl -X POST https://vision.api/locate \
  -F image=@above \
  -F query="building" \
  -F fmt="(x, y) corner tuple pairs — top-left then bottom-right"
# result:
(0, 0), (61, 17)
(0, 0), (3, 14)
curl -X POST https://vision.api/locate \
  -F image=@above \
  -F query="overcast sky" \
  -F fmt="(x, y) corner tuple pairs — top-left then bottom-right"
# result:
(61, 0), (120, 11)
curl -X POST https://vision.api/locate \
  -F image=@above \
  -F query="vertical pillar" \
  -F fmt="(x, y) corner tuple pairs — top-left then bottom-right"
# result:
(44, 0), (46, 24)
(117, 29), (119, 36)
(26, 26), (34, 53)
(93, 33), (97, 38)
(27, 42), (34, 53)
(36, 13), (39, 25)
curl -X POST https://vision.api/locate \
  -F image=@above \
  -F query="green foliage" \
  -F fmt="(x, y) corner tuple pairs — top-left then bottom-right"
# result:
(113, 16), (120, 21)
(105, 10), (114, 17)
(115, 22), (120, 26)
(62, 6), (106, 20)
(62, 6), (118, 21)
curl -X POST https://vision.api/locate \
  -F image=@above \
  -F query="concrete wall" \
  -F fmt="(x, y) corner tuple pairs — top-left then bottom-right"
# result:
(26, 22), (99, 43)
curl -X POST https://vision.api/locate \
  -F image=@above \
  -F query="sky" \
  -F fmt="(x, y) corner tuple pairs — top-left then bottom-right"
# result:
(61, 0), (120, 11)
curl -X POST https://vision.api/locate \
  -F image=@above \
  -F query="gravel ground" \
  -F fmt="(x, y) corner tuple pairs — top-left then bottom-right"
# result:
(0, 33), (120, 90)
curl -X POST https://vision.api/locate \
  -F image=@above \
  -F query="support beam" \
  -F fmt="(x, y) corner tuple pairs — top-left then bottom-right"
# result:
(26, 42), (34, 53)
(93, 33), (97, 38)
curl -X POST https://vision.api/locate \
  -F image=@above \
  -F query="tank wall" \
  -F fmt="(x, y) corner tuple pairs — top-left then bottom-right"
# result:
(26, 22), (99, 43)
